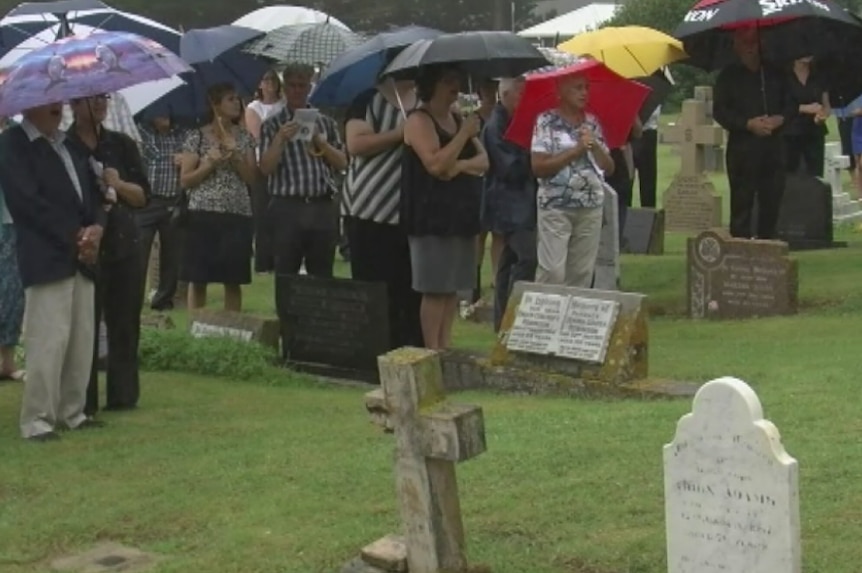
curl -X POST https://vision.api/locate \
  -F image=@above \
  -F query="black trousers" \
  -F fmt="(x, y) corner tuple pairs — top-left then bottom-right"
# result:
(726, 136), (786, 239)
(346, 216), (424, 349)
(251, 181), (274, 273)
(86, 253), (144, 416)
(270, 197), (338, 277)
(607, 147), (633, 243)
(633, 129), (658, 207)
(494, 229), (537, 332)
(136, 196), (181, 310)
(784, 132), (825, 178)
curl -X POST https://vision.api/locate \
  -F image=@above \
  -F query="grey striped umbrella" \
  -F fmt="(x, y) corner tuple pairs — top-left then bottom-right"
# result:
(243, 22), (365, 66)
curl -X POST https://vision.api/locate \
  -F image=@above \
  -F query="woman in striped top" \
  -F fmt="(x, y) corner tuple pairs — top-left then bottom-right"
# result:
(344, 80), (425, 349)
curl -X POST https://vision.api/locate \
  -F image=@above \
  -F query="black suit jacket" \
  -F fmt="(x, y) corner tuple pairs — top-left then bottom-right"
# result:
(0, 124), (107, 288)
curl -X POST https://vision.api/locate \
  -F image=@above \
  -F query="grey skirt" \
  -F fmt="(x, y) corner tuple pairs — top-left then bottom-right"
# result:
(409, 235), (477, 294)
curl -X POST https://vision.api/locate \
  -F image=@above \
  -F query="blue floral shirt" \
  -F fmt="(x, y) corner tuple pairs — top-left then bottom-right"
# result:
(530, 110), (607, 210)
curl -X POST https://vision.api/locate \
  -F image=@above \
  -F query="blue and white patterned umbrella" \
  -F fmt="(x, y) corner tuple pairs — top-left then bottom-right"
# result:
(243, 22), (365, 67)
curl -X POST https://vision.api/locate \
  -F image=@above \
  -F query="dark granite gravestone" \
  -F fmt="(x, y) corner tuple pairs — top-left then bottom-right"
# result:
(773, 173), (847, 250)
(687, 229), (798, 320)
(275, 275), (389, 382)
(623, 208), (666, 255)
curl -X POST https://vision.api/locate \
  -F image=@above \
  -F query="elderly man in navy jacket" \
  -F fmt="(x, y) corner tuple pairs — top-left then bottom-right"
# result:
(0, 102), (107, 441)
(481, 76), (538, 332)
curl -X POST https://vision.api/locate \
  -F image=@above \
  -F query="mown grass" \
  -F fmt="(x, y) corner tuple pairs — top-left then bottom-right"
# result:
(1, 117), (861, 573)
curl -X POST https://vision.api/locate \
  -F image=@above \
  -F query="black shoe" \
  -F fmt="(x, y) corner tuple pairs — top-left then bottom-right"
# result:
(28, 431), (61, 442)
(151, 301), (174, 312)
(72, 418), (106, 430)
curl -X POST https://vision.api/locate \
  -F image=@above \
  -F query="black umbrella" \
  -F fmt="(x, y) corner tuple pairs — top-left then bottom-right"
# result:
(634, 70), (673, 124)
(674, 0), (861, 71)
(381, 31), (549, 80)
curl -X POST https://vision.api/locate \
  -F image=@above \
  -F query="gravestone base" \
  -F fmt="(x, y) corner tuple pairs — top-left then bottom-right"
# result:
(833, 191), (862, 225)
(439, 350), (699, 399)
(51, 542), (163, 572)
(284, 360), (380, 384)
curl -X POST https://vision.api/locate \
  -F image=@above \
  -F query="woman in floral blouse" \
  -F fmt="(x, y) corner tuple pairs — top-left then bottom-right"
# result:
(179, 83), (259, 311)
(530, 73), (614, 287)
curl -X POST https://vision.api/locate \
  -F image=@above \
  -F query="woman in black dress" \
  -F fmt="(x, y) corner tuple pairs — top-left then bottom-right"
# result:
(784, 56), (830, 177)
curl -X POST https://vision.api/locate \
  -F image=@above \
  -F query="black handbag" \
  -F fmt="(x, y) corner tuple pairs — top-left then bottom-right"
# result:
(170, 129), (203, 228)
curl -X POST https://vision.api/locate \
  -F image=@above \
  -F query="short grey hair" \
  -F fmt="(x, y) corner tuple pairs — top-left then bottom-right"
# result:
(498, 76), (524, 99)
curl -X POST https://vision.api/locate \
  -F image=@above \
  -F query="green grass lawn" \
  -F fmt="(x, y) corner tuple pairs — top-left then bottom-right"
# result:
(1, 117), (862, 573)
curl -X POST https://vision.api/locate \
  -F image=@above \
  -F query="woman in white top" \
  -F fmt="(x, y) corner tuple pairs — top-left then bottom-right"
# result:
(244, 70), (285, 143)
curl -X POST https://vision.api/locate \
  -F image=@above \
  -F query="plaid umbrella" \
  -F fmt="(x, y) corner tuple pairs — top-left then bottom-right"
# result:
(243, 22), (365, 66)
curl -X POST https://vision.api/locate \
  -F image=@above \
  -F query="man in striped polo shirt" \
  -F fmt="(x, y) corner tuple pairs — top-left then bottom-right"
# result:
(259, 64), (347, 277)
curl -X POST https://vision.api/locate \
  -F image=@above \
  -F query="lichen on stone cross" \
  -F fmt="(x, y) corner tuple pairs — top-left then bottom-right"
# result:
(366, 347), (487, 573)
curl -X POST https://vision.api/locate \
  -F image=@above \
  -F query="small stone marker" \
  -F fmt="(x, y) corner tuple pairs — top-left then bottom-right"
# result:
(664, 377), (800, 573)
(51, 542), (163, 572)
(687, 229), (798, 320)
(622, 208), (665, 255)
(824, 141), (862, 225)
(661, 98), (724, 233)
(343, 348), (487, 573)
(492, 282), (647, 385)
(594, 184), (620, 290)
(188, 309), (280, 350)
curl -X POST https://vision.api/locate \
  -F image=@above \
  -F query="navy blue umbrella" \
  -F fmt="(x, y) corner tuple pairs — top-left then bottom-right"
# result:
(139, 26), (271, 123)
(310, 25), (442, 107)
(180, 24), (262, 63)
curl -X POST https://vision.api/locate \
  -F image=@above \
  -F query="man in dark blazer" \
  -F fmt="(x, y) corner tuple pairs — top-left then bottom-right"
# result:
(0, 101), (107, 442)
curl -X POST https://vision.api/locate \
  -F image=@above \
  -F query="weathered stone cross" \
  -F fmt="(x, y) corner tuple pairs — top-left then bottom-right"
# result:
(356, 347), (487, 573)
(663, 98), (724, 177)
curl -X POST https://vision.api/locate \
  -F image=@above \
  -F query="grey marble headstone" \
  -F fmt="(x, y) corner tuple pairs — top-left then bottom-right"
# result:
(664, 377), (801, 573)
(594, 184), (619, 290)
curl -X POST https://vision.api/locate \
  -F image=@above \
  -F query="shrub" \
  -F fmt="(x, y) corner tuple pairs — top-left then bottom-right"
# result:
(138, 327), (277, 380)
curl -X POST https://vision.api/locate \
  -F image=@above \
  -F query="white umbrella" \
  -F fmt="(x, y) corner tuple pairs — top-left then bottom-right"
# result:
(232, 5), (350, 33)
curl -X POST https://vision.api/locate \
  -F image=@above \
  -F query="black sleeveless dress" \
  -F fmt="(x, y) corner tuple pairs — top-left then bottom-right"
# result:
(400, 109), (482, 294)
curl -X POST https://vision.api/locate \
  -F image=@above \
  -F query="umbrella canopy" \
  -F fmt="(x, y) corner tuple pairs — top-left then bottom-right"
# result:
(232, 5), (350, 33)
(382, 31), (549, 80)
(557, 26), (687, 78)
(243, 22), (364, 66)
(0, 21), (183, 116)
(310, 25), (442, 107)
(179, 24), (262, 63)
(0, 3), (182, 60)
(505, 59), (651, 151)
(0, 31), (190, 116)
(674, 0), (862, 70)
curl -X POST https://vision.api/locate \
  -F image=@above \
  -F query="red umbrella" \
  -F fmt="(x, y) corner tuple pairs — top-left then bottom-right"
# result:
(504, 59), (651, 151)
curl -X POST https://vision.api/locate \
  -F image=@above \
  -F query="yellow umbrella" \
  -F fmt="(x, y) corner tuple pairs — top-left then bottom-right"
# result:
(557, 26), (687, 78)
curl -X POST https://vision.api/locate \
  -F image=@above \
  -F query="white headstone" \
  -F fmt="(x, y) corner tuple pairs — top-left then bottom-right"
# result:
(594, 184), (619, 290)
(823, 142), (849, 194)
(664, 377), (801, 573)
